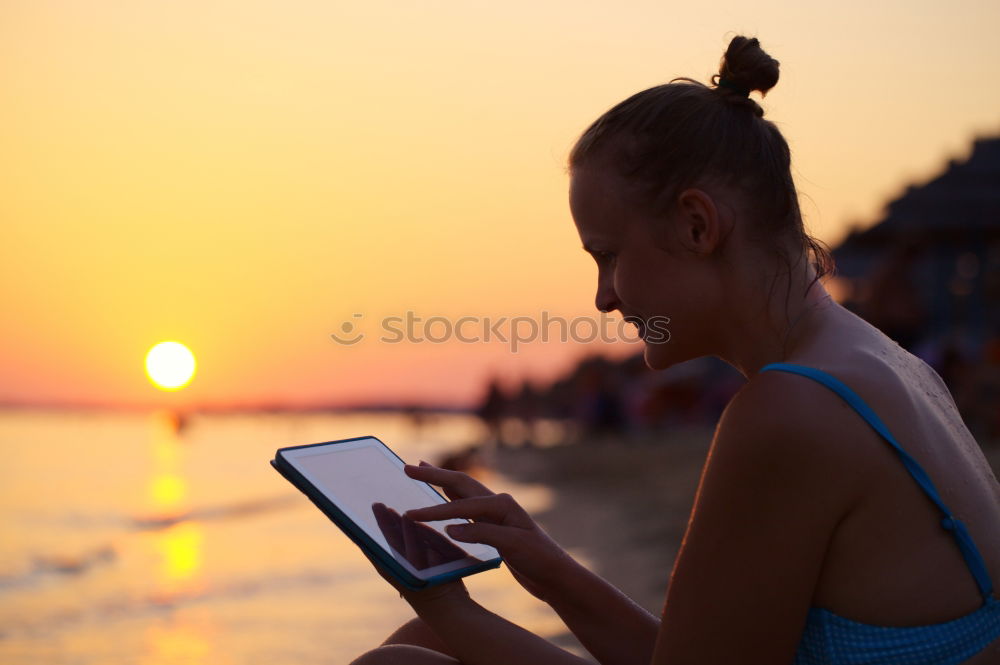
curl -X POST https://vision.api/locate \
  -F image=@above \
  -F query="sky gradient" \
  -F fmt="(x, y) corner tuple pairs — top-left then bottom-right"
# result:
(2, 0), (999, 409)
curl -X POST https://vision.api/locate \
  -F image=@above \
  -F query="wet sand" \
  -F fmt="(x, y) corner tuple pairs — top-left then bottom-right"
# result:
(487, 427), (1000, 658)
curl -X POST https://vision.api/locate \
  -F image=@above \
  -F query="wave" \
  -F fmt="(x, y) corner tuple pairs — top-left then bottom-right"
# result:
(0, 544), (117, 592)
(128, 493), (301, 530)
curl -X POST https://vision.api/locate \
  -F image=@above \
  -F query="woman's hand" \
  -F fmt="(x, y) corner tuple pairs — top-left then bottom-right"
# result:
(402, 461), (575, 603)
(356, 528), (472, 607)
(371, 501), (473, 570)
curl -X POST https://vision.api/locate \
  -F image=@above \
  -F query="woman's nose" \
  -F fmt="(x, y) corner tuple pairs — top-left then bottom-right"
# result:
(596, 280), (621, 314)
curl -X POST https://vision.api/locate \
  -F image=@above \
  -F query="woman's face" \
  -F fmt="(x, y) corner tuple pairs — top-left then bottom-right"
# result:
(569, 165), (724, 370)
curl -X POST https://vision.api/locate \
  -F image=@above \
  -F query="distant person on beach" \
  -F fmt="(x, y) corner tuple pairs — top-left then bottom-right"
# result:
(351, 36), (1000, 665)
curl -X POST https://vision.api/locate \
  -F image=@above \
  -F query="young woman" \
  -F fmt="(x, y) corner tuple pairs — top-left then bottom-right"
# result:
(351, 36), (1000, 665)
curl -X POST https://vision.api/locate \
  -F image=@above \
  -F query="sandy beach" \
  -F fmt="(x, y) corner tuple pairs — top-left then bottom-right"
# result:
(485, 427), (1000, 657)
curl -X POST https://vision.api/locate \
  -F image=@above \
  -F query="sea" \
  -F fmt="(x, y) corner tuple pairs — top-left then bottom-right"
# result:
(0, 409), (572, 665)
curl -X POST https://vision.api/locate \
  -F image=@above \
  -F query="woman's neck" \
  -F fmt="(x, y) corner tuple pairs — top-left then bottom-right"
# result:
(715, 255), (839, 379)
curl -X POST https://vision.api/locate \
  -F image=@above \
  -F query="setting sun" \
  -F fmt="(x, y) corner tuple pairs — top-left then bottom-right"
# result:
(145, 342), (197, 391)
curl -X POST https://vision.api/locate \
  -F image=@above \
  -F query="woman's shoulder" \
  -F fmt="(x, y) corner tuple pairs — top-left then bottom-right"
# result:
(712, 357), (892, 502)
(720, 361), (866, 452)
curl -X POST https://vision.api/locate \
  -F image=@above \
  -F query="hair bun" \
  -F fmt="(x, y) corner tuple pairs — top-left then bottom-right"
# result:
(712, 36), (780, 99)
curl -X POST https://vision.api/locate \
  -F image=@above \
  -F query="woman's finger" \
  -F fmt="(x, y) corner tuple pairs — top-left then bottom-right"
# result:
(401, 512), (428, 569)
(371, 502), (405, 554)
(405, 493), (529, 526)
(439, 486), (464, 502)
(444, 521), (521, 551)
(404, 463), (494, 499)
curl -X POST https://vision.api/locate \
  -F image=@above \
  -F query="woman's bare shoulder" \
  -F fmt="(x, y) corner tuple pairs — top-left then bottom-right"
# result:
(720, 366), (861, 445)
(713, 365), (878, 501)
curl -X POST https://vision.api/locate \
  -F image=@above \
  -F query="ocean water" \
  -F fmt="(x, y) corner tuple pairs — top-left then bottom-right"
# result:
(0, 409), (571, 665)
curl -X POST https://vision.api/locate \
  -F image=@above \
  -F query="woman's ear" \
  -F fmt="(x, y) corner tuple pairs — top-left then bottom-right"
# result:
(674, 188), (725, 256)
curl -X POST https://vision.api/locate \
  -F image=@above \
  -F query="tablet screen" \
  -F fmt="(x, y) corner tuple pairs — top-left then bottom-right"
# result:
(279, 437), (500, 580)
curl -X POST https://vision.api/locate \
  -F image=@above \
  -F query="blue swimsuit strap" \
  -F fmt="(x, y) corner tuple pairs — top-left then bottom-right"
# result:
(759, 362), (995, 601)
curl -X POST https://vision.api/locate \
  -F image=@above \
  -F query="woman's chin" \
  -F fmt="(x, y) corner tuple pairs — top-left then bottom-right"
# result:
(643, 341), (677, 371)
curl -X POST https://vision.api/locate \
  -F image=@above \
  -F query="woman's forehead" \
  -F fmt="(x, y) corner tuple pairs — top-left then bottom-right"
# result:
(569, 167), (626, 227)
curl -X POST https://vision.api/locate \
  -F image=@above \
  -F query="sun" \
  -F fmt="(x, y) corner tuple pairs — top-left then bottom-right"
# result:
(145, 341), (197, 391)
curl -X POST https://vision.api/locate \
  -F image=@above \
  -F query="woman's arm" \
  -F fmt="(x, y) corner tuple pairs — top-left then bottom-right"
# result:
(530, 553), (660, 665)
(404, 584), (597, 665)
(403, 467), (659, 665)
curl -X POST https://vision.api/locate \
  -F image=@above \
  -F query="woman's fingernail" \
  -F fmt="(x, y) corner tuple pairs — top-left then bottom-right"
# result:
(445, 524), (467, 538)
(419, 460), (430, 466)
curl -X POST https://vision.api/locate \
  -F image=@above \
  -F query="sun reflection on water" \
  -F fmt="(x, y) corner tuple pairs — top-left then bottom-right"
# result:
(140, 607), (234, 665)
(144, 410), (208, 617)
(138, 410), (221, 663)
(159, 521), (202, 583)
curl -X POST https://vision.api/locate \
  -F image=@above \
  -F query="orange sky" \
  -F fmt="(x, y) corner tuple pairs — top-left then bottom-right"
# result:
(2, 0), (999, 409)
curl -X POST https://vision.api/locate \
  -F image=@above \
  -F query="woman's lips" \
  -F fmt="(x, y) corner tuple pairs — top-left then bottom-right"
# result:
(624, 315), (646, 339)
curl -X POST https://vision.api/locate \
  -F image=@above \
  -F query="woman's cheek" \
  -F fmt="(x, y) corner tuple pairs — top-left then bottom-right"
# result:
(617, 261), (657, 312)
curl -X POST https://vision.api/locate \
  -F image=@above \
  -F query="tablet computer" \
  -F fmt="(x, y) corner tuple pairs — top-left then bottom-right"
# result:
(270, 435), (503, 590)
